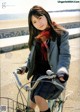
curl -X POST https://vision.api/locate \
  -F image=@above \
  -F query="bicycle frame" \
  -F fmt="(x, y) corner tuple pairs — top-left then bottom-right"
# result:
(13, 70), (65, 112)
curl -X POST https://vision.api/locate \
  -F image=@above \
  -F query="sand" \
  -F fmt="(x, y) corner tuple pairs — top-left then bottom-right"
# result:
(0, 15), (80, 29)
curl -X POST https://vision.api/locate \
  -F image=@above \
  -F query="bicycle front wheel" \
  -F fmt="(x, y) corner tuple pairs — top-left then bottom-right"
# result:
(51, 89), (65, 112)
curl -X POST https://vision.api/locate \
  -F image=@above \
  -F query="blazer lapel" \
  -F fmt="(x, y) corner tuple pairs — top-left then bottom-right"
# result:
(48, 40), (56, 58)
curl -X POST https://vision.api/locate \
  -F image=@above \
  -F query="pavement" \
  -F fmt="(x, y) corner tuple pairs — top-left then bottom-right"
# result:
(0, 38), (80, 112)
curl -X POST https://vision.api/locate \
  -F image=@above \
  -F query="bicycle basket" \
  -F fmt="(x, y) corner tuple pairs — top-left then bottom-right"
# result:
(0, 97), (27, 112)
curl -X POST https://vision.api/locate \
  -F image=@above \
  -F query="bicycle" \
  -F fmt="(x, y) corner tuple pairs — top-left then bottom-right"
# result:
(0, 70), (66, 112)
(13, 69), (66, 112)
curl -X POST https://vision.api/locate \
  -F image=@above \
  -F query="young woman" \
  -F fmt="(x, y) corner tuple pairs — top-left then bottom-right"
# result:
(18, 5), (71, 112)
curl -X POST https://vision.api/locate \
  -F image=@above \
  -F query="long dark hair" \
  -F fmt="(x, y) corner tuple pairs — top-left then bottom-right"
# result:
(28, 5), (66, 50)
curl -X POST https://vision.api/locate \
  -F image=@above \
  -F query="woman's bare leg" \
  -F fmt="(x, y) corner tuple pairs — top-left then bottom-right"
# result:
(34, 95), (49, 111)
(29, 100), (36, 111)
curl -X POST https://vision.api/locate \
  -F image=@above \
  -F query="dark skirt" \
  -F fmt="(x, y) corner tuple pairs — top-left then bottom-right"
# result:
(30, 75), (62, 103)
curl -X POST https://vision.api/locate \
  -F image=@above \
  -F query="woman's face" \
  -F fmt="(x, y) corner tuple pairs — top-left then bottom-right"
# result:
(31, 15), (49, 31)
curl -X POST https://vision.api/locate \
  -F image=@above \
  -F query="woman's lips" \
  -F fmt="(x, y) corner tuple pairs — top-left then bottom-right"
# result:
(39, 25), (44, 28)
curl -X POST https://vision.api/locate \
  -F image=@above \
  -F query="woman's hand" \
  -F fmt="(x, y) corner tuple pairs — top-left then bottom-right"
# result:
(57, 73), (69, 83)
(17, 66), (26, 75)
(59, 76), (65, 83)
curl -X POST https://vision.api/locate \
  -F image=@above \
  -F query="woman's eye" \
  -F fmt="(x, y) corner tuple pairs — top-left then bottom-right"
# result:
(33, 21), (36, 24)
(38, 16), (42, 20)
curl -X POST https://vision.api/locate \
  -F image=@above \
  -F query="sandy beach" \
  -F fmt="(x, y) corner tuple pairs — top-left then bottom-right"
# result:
(0, 15), (80, 29)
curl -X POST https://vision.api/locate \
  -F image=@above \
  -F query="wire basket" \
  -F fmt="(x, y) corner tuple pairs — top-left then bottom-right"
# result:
(0, 97), (27, 112)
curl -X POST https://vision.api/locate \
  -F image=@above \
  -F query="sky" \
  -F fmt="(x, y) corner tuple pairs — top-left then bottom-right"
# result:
(0, 0), (80, 14)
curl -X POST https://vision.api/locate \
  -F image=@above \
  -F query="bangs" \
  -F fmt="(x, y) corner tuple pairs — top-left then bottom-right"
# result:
(30, 9), (43, 18)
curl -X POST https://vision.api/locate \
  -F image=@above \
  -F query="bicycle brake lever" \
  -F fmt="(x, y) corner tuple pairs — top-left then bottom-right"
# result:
(46, 70), (56, 78)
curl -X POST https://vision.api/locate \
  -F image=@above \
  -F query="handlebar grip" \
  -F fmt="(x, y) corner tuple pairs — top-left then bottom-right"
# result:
(16, 68), (23, 74)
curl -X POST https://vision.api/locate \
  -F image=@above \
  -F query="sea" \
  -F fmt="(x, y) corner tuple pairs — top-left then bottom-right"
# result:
(0, 9), (80, 20)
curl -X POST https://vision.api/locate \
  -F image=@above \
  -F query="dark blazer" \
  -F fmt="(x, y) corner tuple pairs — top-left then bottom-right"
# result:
(26, 31), (71, 80)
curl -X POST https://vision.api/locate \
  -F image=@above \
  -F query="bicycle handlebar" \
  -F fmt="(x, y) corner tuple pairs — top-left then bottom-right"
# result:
(13, 70), (65, 91)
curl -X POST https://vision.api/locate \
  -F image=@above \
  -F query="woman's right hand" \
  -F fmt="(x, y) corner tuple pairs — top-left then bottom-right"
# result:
(17, 66), (26, 75)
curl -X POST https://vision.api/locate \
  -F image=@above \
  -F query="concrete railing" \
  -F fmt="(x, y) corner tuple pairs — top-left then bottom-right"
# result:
(0, 28), (80, 53)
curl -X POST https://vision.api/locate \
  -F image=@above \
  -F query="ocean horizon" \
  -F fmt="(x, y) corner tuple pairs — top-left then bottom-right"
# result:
(0, 9), (80, 20)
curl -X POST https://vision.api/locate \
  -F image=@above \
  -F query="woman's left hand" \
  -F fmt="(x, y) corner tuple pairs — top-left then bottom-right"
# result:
(59, 76), (65, 82)
(57, 71), (69, 83)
